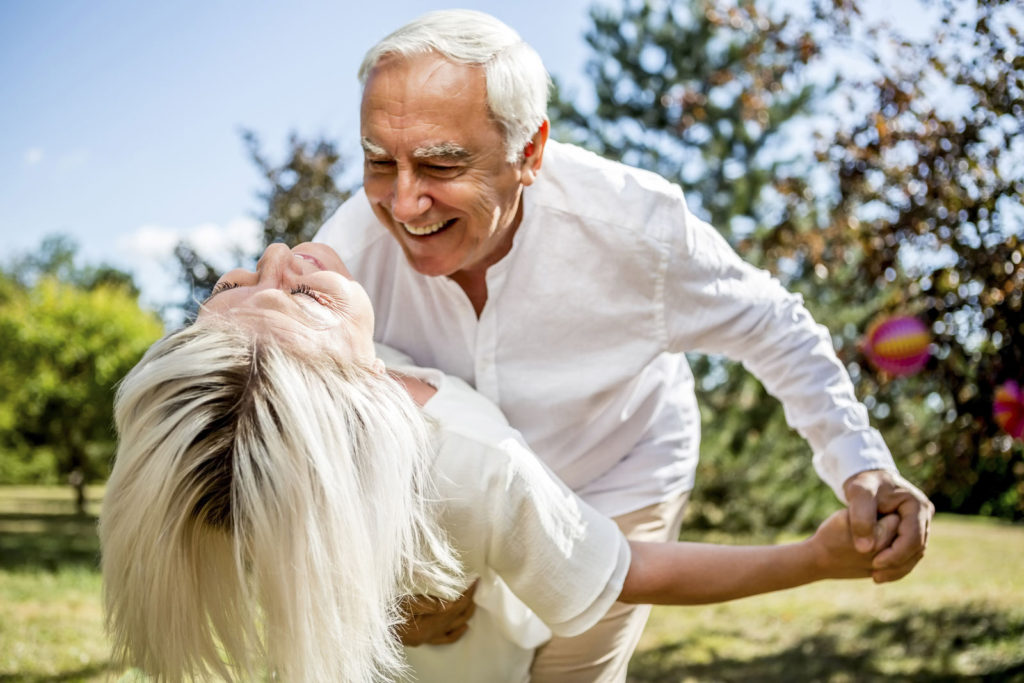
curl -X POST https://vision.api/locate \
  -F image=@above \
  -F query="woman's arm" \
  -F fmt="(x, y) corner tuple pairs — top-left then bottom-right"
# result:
(619, 510), (899, 605)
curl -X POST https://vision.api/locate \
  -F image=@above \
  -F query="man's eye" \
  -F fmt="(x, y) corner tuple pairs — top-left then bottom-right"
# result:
(367, 159), (395, 168)
(425, 164), (460, 176)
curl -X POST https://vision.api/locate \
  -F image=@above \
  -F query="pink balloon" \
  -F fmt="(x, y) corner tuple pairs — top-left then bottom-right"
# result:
(862, 315), (931, 377)
(994, 380), (1024, 440)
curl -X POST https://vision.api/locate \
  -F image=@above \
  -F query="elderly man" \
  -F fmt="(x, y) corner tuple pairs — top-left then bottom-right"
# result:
(315, 9), (933, 682)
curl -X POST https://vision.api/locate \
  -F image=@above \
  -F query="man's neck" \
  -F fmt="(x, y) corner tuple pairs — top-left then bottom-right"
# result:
(447, 191), (527, 317)
(448, 269), (489, 316)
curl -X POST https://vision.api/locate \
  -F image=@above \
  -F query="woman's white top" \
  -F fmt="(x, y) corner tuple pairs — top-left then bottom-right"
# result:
(379, 345), (630, 683)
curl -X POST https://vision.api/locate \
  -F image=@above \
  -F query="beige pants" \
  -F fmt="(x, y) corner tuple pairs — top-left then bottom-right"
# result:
(528, 490), (691, 683)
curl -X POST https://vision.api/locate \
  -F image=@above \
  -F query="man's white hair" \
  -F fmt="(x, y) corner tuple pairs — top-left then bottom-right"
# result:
(358, 9), (551, 163)
(99, 322), (463, 682)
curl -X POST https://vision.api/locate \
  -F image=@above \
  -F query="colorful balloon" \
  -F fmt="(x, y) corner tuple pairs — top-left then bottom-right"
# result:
(994, 380), (1024, 440)
(861, 315), (931, 377)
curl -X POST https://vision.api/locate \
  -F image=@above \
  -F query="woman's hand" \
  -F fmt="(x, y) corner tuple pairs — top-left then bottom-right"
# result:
(810, 509), (901, 581)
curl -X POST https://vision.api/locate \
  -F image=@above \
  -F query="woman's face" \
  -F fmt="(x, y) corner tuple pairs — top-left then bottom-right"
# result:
(198, 242), (379, 367)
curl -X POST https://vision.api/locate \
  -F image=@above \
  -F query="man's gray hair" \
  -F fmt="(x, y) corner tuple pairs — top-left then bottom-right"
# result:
(358, 9), (551, 163)
(100, 322), (462, 682)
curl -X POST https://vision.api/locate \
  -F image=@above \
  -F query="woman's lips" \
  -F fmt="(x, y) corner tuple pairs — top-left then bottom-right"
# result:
(294, 252), (325, 270)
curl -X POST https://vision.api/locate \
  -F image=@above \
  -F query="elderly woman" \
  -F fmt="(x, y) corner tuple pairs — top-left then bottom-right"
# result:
(99, 242), (894, 683)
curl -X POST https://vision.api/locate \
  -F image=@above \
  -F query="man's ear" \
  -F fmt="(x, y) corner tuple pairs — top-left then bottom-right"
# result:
(520, 120), (550, 186)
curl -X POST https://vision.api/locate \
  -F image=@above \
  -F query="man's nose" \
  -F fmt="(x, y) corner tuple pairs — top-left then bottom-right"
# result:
(390, 170), (432, 223)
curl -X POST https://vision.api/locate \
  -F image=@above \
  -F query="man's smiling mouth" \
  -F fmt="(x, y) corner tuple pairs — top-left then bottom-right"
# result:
(401, 219), (455, 236)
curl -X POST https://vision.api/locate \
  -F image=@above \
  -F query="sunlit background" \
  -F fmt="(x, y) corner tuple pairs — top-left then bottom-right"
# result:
(0, 1), (598, 312)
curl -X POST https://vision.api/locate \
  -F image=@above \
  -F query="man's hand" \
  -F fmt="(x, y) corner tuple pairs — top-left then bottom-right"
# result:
(843, 469), (934, 583)
(395, 581), (478, 647)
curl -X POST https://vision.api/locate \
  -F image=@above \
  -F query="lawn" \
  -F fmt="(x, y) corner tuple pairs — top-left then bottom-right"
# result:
(629, 516), (1024, 681)
(1, 486), (1022, 682)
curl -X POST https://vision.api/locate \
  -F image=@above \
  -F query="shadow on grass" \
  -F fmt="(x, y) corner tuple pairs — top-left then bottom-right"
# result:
(0, 512), (100, 572)
(0, 661), (116, 682)
(627, 605), (1024, 682)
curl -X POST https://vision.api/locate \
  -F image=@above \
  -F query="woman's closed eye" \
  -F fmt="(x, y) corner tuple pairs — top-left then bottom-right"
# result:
(204, 281), (241, 302)
(291, 283), (331, 306)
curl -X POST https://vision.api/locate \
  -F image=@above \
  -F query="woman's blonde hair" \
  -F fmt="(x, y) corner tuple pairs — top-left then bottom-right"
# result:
(99, 322), (462, 682)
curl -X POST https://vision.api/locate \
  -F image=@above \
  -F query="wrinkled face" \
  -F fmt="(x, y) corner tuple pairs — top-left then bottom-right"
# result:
(198, 242), (379, 367)
(360, 53), (541, 279)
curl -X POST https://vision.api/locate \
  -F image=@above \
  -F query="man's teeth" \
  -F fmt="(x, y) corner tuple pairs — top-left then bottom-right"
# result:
(403, 220), (449, 236)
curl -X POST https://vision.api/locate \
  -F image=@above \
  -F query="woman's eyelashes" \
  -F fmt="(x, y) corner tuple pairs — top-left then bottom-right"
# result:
(202, 279), (338, 309)
(291, 283), (330, 306)
(205, 281), (241, 301)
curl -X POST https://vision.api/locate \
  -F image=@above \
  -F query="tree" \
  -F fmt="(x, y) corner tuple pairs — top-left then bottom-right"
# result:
(173, 131), (353, 318)
(794, 0), (1024, 518)
(0, 237), (164, 513)
(551, 0), (823, 239)
(557, 0), (1024, 527)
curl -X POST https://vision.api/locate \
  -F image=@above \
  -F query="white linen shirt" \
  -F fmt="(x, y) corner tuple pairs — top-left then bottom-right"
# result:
(317, 140), (897, 517)
(379, 345), (630, 683)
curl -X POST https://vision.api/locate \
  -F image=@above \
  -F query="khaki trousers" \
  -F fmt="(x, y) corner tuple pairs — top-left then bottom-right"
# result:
(529, 490), (690, 683)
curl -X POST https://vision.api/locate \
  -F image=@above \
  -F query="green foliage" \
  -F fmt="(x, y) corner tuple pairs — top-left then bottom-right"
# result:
(552, 0), (822, 238)
(751, 0), (1024, 518)
(559, 0), (1024, 528)
(0, 239), (163, 511)
(173, 130), (353, 318)
(815, 0), (1024, 518)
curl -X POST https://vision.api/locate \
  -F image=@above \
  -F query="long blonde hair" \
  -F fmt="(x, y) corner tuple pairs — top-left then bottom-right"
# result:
(100, 322), (462, 682)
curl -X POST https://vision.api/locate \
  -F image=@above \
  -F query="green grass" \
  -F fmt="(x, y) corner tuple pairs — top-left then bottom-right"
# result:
(2, 487), (1023, 682)
(0, 486), (117, 682)
(629, 515), (1024, 681)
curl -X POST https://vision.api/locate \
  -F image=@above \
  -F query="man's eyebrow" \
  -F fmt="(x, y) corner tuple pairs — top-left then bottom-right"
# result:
(360, 137), (389, 156)
(412, 142), (470, 161)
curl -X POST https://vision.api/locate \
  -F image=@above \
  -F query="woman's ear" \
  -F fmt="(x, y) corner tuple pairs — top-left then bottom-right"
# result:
(372, 358), (386, 375)
(520, 120), (550, 187)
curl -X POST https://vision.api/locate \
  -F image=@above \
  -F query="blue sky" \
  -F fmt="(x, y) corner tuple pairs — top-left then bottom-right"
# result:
(0, 1), (597, 312)
(1, 0), (952, 317)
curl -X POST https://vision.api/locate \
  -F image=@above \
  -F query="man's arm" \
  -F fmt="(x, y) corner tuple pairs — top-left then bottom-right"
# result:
(619, 509), (900, 605)
(662, 206), (933, 578)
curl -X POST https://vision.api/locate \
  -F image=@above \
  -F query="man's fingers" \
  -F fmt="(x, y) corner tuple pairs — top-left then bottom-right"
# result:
(845, 477), (881, 553)
(398, 581), (480, 646)
(462, 597), (476, 620)
(430, 623), (469, 644)
(872, 550), (925, 583)
(404, 580), (478, 615)
(873, 513), (900, 550)
(403, 595), (448, 614)
(872, 507), (927, 569)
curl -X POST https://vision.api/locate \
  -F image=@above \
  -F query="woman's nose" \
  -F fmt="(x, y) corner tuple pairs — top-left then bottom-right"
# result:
(256, 243), (302, 283)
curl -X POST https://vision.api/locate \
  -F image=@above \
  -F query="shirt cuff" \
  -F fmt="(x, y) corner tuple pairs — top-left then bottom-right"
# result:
(812, 429), (898, 504)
